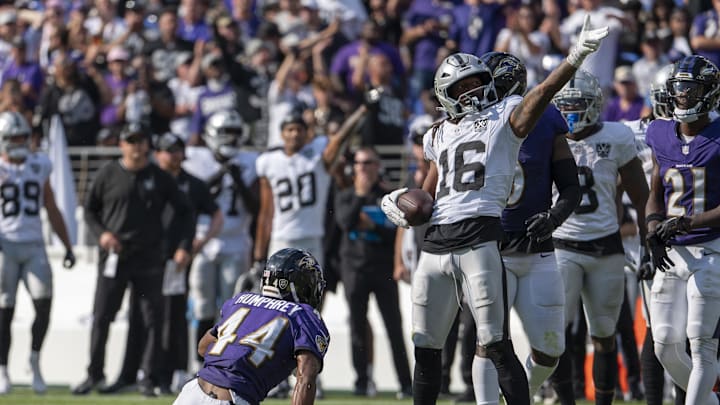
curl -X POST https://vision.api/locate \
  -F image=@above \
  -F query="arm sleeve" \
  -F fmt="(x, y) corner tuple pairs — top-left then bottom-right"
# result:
(549, 158), (581, 226)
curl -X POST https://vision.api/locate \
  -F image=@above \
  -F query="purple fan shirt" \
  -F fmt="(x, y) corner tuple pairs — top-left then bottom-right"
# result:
(601, 96), (645, 122)
(402, 0), (458, 72)
(502, 105), (569, 232)
(449, 2), (505, 57)
(190, 84), (237, 135)
(199, 292), (329, 405)
(329, 41), (405, 93)
(177, 18), (212, 42)
(645, 118), (720, 245)
(690, 9), (720, 68)
(1, 60), (43, 107)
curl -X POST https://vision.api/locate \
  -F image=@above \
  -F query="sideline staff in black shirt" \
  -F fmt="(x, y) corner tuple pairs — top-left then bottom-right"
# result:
(73, 122), (194, 396)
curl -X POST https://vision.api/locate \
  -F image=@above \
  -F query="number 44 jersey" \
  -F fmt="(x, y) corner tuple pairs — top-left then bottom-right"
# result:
(199, 292), (330, 404)
(552, 122), (637, 241)
(423, 95), (524, 224)
(0, 153), (51, 243)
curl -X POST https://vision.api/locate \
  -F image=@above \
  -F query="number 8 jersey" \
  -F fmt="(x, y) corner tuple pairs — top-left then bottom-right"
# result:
(256, 137), (330, 240)
(424, 95), (523, 224)
(552, 122), (637, 241)
(0, 153), (51, 243)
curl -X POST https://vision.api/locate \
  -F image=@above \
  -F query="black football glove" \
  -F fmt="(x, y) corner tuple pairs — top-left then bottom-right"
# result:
(646, 233), (674, 272)
(237, 260), (266, 293)
(636, 246), (654, 281)
(63, 249), (76, 269)
(525, 212), (559, 243)
(655, 216), (691, 244)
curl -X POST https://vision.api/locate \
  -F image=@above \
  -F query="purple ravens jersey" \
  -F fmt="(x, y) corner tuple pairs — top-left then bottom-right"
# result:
(502, 105), (569, 232)
(198, 292), (330, 405)
(646, 118), (720, 245)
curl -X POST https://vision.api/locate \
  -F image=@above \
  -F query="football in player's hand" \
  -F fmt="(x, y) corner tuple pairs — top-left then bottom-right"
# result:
(397, 189), (433, 226)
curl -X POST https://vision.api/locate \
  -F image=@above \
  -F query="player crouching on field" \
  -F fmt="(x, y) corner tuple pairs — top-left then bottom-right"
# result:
(173, 248), (329, 405)
(0, 112), (75, 394)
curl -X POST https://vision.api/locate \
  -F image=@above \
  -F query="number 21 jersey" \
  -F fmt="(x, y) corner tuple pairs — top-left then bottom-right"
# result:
(423, 95), (523, 224)
(552, 122), (637, 241)
(0, 153), (51, 243)
(256, 137), (330, 240)
(645, 118), (720, 245)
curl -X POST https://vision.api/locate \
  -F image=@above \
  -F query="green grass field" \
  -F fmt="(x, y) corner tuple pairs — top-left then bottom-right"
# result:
(0, 387), (653, 405)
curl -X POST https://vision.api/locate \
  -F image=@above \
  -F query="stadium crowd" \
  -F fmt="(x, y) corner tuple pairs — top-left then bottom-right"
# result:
(0, 0), (718, 403)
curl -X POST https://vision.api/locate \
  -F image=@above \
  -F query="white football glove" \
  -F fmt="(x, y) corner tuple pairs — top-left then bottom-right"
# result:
(566, 14), (610, 68)
(381, 187), (409, 228)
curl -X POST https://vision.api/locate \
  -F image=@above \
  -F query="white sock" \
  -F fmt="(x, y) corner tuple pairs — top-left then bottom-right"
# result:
(471, 355), (500, 405)
(525, 354), (556, 399)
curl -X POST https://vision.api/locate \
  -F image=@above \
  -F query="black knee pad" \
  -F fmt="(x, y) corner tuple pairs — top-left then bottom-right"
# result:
(591, 335), (616, 353)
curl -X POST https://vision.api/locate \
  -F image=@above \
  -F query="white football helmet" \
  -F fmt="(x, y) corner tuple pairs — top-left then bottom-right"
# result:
(552, 70), (603, 134)
(434, 53), (497, 119)
(0, 111), (31, 160)
(650, 64), (674, 120)
(203, 110), (247, 159)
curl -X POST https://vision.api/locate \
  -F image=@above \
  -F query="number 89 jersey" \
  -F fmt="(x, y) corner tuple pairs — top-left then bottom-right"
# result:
(424, 96), (523, 224)
(0, 153), (51, 243)
(552, 122), (637, 241)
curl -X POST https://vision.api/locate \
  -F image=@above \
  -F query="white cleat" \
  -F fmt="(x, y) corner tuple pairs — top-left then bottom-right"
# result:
(0, 366), (10, 395)
(30, 351), (46, 394)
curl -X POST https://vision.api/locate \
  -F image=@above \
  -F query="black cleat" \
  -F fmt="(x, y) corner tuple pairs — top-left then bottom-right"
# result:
(71, 377), (105, 395)
(98, 378), (135, 394)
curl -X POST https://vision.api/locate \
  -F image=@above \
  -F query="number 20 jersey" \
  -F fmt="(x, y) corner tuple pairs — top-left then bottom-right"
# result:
(200, 292), (330, 404)
(423, 95), (523, 224)
(552, 122), (637, 241)
(256, 137), (330, 240)
(645, 118), (720, 245)
(0, 153), (52, 243)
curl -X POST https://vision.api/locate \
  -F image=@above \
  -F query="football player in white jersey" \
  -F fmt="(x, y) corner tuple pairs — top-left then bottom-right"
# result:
(548, 69), (649, 405)
(182, 110), (254, 362)
(0, 112), (75, 394)
(381, 16), (609, 405)
(253, 104), (368, 267)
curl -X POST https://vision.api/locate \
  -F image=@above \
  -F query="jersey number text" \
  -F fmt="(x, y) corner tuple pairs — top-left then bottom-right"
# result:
(208, 307), (289, 367)
(574, 166), (599, 214)
(437, 141), (486, 199)
(276, 173), (316, 212)
(1, 181), (41, 217)
(664, 167), (705, 216)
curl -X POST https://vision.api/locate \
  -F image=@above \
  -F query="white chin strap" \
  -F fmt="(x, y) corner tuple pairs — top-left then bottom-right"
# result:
(217, 145), (237, 158)
(7, 146), (29, 160)
(674, 106), (702, 123)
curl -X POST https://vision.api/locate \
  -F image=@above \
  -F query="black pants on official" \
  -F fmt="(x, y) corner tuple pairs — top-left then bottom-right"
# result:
(341, 268), (412, 391)
(87, 251), (164, 382)
(119, 291), (188, 385)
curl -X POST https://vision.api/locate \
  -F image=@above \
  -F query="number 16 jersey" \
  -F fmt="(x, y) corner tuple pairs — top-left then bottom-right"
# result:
(0, 153), (52, 243)
(423, 95), (523, 224)
(552, 122), (637, 241)
(256, 137), (330, 240)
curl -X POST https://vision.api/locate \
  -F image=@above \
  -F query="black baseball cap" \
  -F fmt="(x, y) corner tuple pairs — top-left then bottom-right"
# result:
(280, 113), (307, 130)
(120, 121), (150, 141)
(154, 132), (185, 151)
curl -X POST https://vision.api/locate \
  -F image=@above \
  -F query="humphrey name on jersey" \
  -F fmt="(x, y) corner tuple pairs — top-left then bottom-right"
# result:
(234, 292), (304, 315)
